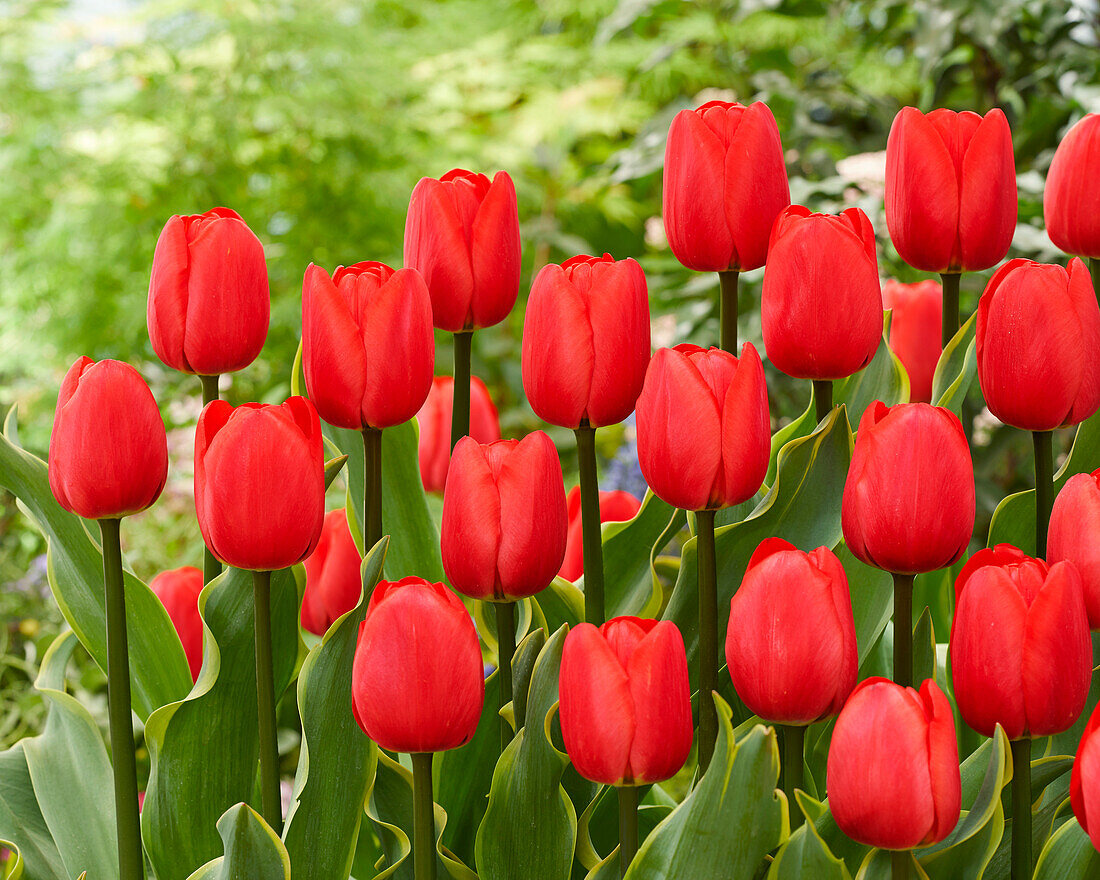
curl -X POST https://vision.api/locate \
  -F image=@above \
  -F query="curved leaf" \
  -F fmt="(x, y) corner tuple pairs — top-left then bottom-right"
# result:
(768, 792), (851, 880)
(184, 804), (290, 880)
(1033, 817), (1100, 880)
(932, 312), (978, 416)
(0, 744), (66, 880)
(834, 331), (910, 426)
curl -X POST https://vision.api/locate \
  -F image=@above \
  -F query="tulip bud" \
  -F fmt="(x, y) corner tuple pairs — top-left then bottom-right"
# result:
(1049, 469), (1100, 629)
(1045, 113), (1100, 259)
(195, 397), (325, 572)
(150, 566), (204, 682)
(950, 544), (1091, 739)
(843, 401), (975, 575)
(1071, 701), (1100, 852)
(48, 357), (168, 520)
(885, 107), (1016, 273)
(662, 101), (790, 272)
(881, 280), (943, 403)
(441, 432), (568, 601)
(351, 576), (484, 753)
(976, 258), (1100, 431)
(521, 254), (651, 430)
(827, 678), (961, 850)
(302, 261), (434, 431)
(417, 375), (501, 493)
(761, 206), (882, 381)
(559, 486), (641, 583)
(147, 208), (270, 375)
(635, 343), (770, 512)
(559, 617), (692, 785)
(403, 169), (521, 332)
(725, 538), (857, 725)
(301, 509), (364, 636)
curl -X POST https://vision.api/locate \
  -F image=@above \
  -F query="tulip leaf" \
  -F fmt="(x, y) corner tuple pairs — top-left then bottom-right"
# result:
(282, 539), (388, 880)
(0, 408), (191, 719)
(834, 333), (910, 425)
(534, 578), (585, 635)
(142, 566), (303, 880)
(932, 312), (978, 417)
(913, 607), (936, 686)
(855, 849), (930, 880)
(836, 543), (893, 666)
(1033, 817), (1100, 880)
(325, 454), (349, 488)
(766, 396), (817, 487)
(183, 804), (290, 880)
(0, 744), (67, 880)
(768, 792), (851, 880)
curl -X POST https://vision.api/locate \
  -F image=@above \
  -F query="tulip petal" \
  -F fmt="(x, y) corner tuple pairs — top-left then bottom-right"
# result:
(584, 259), (650, 427)
(440, 437), (503, 600)
(1072, 703), (1100, 843)
(302, 264), (368, 430)
(920, 680), (962, 844)
(718, 343), (770, 506)
(147, 215), (191, 372)
(1048, 472), (1100, 628)
(1045, 115), (1100, 259)
(404, 177), (474, 332)
(469, 171), (521, 329)
(958, 109), (1016, 271)
(1065, 259), (1100, 426)
(626, 621), (693, 784)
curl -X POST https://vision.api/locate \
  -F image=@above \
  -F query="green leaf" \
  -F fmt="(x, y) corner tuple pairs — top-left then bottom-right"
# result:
(932, 312), (978, 416)
(0, 409), (191, 719)
(834, 331), (910, 426)
(913, 607), (936, 686)
(855, 849), (930, 880)
(766, 396), (817, 487)
(836, 544), (893, 666)
(768, 792), (852, 880)
(283, 540), (388, 880)
(184, 804), (290, 880)
(0, 745), (67, 880)
(533, 579), (585, 636)
(1033, 818), (1100, 880)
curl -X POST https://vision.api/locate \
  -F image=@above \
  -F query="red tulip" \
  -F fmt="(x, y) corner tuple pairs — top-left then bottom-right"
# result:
(662, 101), (790, 272)
(150, 566), (204, 682)
(635, 343), (770, 512)
(761, 206), (882, 381)
(1071, 701), (1100, 852)
(885, 107), (1016, 273)
(976, 258), (1100, 431)
(1045, 113), (1100, 259)
(441, 432), (567, 601)
(302, 261), (434, 431)
(559, 617), (692, 785)
(147, 208), (270, 375)
(1049, 469), (1100, 629)
(195, 397), (325, 572)
(827, 678), (961, 850)
(49, 357), (168, 520)
(949, 544), (1091, 739)
(725, 538), (857, 725)
(559, 486), (641, 583)
(843, 401), (974, 575)
(403, 169), (521, 332)
(521, 254), (650, 429)
(352, 576), (484, 753)
(301, 509), (364, 636)
(881, 280), (943, 403)
(417, 375), (501, 493)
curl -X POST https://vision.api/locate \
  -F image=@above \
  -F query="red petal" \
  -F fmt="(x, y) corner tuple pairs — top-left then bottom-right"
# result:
(440, 438), (503, 600)
(404, 177), (474, 332)
(626, 621), (693, 783)
(302, 264), (367, 430)
(958, 109), (1016, 271)
(147, 215), (191, 372)
(469, 171), (521, 329)
(717, 342), (770, 506)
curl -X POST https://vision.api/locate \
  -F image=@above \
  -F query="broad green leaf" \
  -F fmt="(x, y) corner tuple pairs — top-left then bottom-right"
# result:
(0, 409), (190, 718)
(0, 744), (66, 880)
(855, 849), (930, 880)
(534, 579), (585, 635)
(766, 396), (817, 487)
(834, 332), (910, 425)
(1033, 818), (1100, 880)
(932, 312), (978, 416)
(986, 758), (1073, 878)
(768, 792), (851, 880)
(836, 544), (893, 666)
(184, 804), (290, 880)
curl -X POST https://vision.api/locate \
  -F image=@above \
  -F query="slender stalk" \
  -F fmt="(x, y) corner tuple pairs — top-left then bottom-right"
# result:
(891, 849), (911, 880)
(718, 270), (739, 353)
(1010, 737), (1033, 880)
(782, 724), (805, 830)
(617, 785), (639, 877)
(696, 508), (718, 772)
(812, 380), (833, 425)
(252, 569), (281, 833)
(940, 272), (961, 349)
(495, 600), (516, 751)
(199, 374), (222, 585)
(362, 427), (383, 550)
(99, 518), (145, 880)
(412, 752), (436, 880)
(892, 573), (914, 688)
(575, 424), (605, 626)
(450, 331), (473, 451)
(1033, 430), (1054, 558)
(1091, 258), (1100, 303)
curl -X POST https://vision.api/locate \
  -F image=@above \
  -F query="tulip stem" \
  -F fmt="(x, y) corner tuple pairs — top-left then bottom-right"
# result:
(363, 427), (383, 551)
(412, 752), (436, 880)
(495, 600), (516, 751)
(1033, 430), (1054, 558)
(199, 374), (222, 586)
(450, 331), (473, 452)
(1010, 737), (1033, 880)
(940, 272), (961, 349)
(812, 380), (833, 424)
(99, 518), (145, 880)
(696, 508), (718, 773)
(576, 424), (606, 626)
(618, 785), (638, 877)
(892, 572), (914, 688)
(891, 849), (911, 880)
(252, 569), (282, 833)
(718, 270), (739, 353)
(781, 724), (805, 830)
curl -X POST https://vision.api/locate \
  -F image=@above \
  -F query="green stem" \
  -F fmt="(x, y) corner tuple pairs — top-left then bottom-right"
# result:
(618, 785), (638, 877)
(495, 600), (516, 751)
(199, 374), (222, 585)
(252, 569), (281, 833)
(812, 380), (833, 425)
(892, 849), (911, 880)
(696, 508), (718, 772)
(940, 272), (961, 349)
(575, 424), (605, 626)
(412, 752), (436, 880)
(782, 724), (805, 830)
(893, 573), (914, 688)
(1091, 258), (1100, 303)
(718, 270), (739, 353)
(363, 427), (383, 551)
(1033, 430), (1054, 558)
(1010, 737), (1033, 880)
(99, 518), (145, 880)
(450, 331), (473, 451)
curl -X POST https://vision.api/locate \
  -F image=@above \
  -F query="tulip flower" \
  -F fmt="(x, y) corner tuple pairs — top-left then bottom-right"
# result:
(1071, 701), (1100, 853)
(881, 279), (943, 403)
(417, 375), (500, 493)
(150, 566), (204, 682)
(301, 509), (364, 637)
(827, 678), (961, 851)
(1048, 469), (1100, 628)
(1045, 113), (1100, 264)
(559, 486), (641, 583)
